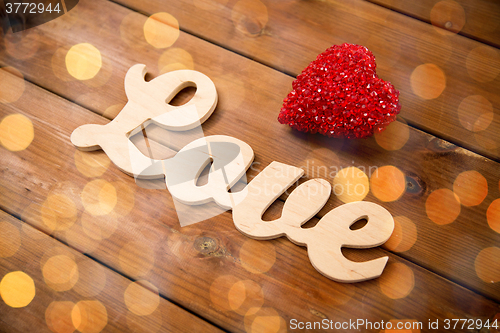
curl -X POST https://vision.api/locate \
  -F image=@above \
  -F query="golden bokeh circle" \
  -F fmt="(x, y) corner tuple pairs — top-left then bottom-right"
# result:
(426, 189), (461, 225)
(0, 271), (35, 308)
(81, 179), (118, 216)
(74, 151), (110, 178)
(231, 0), (269, 37)
(333, 167), (369, 203)
(430, 0), (465, 34)
(457, 95), (494, 132)
(487, 199), (500, 234)
(383, 216), (418, 253)
(410, 63), (446, 100)
(118, 241), (155, 278)
(0, 113), (34, 151)
(465, 46), (500, 83)
(158, 48), (194, 74)
(46, 301), (75, 333)
(239, 239), (276, 274)
(72, 300), (108, 333)
(0, 221), (21, 258)
(42, 255), (79, 291)
(41, 193), (78, 232)
(370, 166), (406, 202)
(474, 247), (500, 283)
(378, 262), (415, 299)
(243, 307), (287, 333)
(453, 170), (488, 207)
(228, 280), (264, 315)
(0, 67), (25, 104)
(143, 12), (180, 48)
(124, 280), (160, 316)
(65, 43), (103, 80)
(374, 118), (410, 151)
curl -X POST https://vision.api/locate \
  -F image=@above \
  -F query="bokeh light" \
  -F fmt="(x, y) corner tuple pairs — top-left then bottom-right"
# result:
(42, 255), (79, 292)
(0, 221), (21, 258)
(466, 46), (500, 83)
(239, 239), (276, 274)
(374, 118), (410, 151)
(143, 12), (179, 48)
(426, 189), (461, 225)
(370, 166), (406, 202)
(210, 275), (264, 315)
(81, 179), (117, 216)
(410, 63), (446, 99)
(41, 194), (78, 232)
(487, 199), (500, 233)
(457, 95), (494, 132)
(118, 241), (155, 278)
(124, 280), (160, 316)
(430, 0), (465, 34)
(228, 280), (264, 315)
(453, 170), (488, 207)
(46, 301), (75, 333)
(0, 271), (35, 308)
(474, 247), (500, 283)
(158, 48), (194, 74)
(243, 307), (287, 333)
(74, 151), (110, 178)
(231, 0), (268, 36)
(383, 216), (417, 253)
(0, 67), (25, 104)
(65, 43), (102, 80)
(72, 300), (108, 333)
(0, 113), (34, 151)
(378, 262), (415, 299)
(333, 167), (369, 203)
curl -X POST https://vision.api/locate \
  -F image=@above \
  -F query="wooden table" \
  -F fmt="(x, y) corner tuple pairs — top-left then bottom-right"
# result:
(0, 0), (499, 332)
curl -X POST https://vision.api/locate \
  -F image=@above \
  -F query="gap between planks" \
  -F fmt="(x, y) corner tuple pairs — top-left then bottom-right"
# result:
(0, 204), (230, 333)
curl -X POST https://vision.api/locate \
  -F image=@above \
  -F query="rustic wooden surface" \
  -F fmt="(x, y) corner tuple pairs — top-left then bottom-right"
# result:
(0, 0), (499, 332)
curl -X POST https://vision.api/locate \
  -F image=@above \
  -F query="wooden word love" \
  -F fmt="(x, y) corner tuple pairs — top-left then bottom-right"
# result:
(71, 65), (395, 283)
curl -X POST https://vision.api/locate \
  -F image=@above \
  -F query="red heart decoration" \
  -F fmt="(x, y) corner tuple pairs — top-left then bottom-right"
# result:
(278, 43), (401, 139)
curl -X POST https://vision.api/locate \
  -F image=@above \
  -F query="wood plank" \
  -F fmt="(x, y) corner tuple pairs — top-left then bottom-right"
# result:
(106, 0), (500, 161)
(366, 0), (500, 47)
(1, 0), (498, 301)
(0, 210), (223, 333)
(1, 38), (499, 332)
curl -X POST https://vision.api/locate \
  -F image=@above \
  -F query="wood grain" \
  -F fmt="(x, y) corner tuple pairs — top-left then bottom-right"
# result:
(110, 0), (500, 161)
(0, 58), (499, 331)
(0, 0), (499, 301)
(0, 210), (223, 333)
(366, 0), (500, 46)
(0, 42), (499, 332)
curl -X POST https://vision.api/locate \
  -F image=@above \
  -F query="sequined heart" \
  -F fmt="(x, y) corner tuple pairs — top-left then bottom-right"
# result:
(278, 43), (401, 139)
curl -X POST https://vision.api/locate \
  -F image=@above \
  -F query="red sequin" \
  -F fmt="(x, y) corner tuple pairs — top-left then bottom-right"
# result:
(278, 43), (401, 139)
